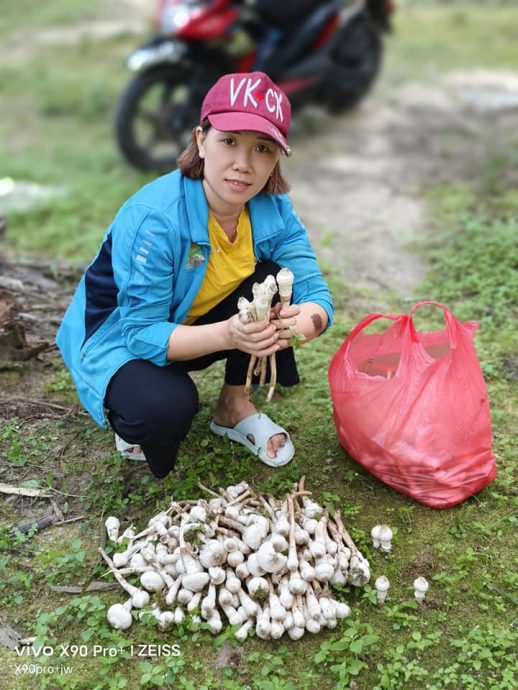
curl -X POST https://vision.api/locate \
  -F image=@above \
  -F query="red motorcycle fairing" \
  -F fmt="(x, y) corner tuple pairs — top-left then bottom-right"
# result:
(313, 15), (339, 51)
(178, 3), (239, 40)
(236, 51), (257, 74)
(156, 0), (238, 40)
(277, 77), (317, 97)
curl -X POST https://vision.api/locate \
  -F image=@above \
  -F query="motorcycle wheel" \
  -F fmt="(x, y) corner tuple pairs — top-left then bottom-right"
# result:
(115, 66), (211, 172)
(324, 15), (382, 112)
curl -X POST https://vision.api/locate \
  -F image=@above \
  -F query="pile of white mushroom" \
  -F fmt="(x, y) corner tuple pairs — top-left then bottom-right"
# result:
(238, 267), (298, 401)
(100, 478), (371, 640)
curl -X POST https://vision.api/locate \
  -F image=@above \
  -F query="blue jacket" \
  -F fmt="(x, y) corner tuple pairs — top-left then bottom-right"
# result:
(56, 170), (333, 427)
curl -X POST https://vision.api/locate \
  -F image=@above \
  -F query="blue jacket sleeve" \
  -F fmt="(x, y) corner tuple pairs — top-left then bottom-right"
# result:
(111, 204), (179, 365)
(270, 196), (334, 331)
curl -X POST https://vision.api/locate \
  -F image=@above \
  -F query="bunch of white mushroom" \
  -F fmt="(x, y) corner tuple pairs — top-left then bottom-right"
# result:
(100, 478), (371, 640)
(238, 267), (296, 402)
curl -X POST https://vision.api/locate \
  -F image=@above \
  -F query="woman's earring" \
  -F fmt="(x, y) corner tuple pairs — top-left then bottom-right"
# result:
(199, 149), (205, 159)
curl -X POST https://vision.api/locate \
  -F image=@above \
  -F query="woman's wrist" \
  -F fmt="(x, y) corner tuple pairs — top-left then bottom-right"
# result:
(167, 320), (233, 361)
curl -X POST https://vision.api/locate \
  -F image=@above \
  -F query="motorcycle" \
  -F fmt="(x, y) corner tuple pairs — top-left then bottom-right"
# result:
(115, 0), (395, 171)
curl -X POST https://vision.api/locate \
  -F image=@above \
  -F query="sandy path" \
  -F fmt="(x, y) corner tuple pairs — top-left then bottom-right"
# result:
(286, 70), (518, 305)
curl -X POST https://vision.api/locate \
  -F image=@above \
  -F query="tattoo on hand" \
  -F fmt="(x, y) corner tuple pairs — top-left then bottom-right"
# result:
(311, 313), (324, 334)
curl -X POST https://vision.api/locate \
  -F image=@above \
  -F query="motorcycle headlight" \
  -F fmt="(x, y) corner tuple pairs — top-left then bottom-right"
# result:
(158, 0), (204, 34)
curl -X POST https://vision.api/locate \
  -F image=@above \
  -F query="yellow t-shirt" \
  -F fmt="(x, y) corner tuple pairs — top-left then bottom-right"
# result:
(184, 206), (255, 325)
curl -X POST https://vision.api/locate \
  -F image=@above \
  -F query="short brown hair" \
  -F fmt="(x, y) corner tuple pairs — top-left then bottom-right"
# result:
(176, 121), (290, 195)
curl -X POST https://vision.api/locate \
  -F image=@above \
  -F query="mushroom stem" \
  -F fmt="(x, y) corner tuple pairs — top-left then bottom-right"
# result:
(196, 482), (220, 498)
(258, 496), (275, 518)
(333, 511), (358, 554)
(266, 353), (277, 402)
(259, 357), (267, 387)
(245, 355), (256, 393)
(290, 490), (313, 501)
(165, 574), (183, 607)
(218, 516), (245, 534)
(226, 490), (253, 507)
(98, 548), (149, 608)
(287, 497), (298, 572)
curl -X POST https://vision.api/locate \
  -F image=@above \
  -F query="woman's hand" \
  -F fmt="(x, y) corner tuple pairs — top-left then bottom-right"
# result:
(226, 314), (280, 357)
(269, 303), (302, 350)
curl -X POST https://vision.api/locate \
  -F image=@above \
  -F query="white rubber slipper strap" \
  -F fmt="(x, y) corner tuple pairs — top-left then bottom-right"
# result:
(232, 413), (291, 448)
(211, 413), (293, 467)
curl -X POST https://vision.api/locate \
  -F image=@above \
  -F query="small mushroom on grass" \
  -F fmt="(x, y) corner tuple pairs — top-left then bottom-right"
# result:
(374, 575), (390, 604)
(371, 524), (393, 552)
(413, 576), (429, 604)
(105, 516), (120, 542)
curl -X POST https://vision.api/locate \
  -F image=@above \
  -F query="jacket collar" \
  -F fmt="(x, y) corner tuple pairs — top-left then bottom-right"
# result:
(183, 176), (285, 244)
(248, 193), (285, 242)
(183, 176), (210, 244)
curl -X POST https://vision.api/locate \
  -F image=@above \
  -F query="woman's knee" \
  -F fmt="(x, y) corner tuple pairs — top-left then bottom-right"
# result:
(142, 377), (199, 439)
(107, 362), (199, 444)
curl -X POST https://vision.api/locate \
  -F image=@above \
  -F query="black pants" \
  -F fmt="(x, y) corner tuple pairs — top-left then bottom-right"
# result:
(105, 262), (299, 478)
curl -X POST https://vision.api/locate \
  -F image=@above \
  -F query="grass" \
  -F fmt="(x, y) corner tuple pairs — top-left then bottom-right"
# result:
(1, 1), (517, 689)
(0, 0), (105, 36)
(385, 0), (518, 81)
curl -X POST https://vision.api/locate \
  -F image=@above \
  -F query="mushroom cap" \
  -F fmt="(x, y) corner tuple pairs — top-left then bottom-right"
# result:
(131, 590), (150, 609)
(105, 516), (121, 541)
(112, 552), (128, 568)
(413, 576), (429, 592)
(371, 524), (382, 539)
(276, 267), (294, 289)
(374, 575), (390, 592)
(189, 505), (207, 522)
(105, 516), (120, 529)
(334, 602), (351, 619)
(378, 524), (393, 540)
(198, 539), (226, 569)
(107, 603), (132, 630)
(288, 625), (305, 640)
(208, 566), (226, 585)
(182, 571), (210, 592)
(140, 570), (165, 593)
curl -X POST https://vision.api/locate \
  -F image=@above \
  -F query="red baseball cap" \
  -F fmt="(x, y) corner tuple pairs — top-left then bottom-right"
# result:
(201, 72), (292, 156)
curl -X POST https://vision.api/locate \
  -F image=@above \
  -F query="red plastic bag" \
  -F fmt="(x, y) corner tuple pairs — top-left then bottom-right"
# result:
(328, 301), (497, 508)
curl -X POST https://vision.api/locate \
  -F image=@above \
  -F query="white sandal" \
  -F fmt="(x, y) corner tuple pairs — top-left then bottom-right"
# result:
(210, 413), (294, 467)
(115, 434), (146, 462)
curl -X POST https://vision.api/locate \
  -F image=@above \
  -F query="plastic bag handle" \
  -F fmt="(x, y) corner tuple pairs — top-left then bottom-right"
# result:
(346, 313), (403, 344)
(343, 312), (404, 365)
(408, 301), (459, 347)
